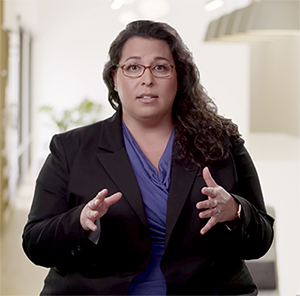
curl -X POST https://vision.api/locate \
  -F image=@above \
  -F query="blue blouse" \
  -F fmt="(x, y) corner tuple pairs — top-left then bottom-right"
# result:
(122, 121), (174, 295)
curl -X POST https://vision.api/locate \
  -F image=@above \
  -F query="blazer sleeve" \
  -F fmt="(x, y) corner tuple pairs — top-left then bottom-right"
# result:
(229, 137), (275, 260)
(22, 134), (96, 268)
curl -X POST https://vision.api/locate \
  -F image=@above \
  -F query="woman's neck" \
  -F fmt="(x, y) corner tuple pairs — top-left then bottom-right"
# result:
(122, 115), (174, 142)
(122, 115), (174, 172)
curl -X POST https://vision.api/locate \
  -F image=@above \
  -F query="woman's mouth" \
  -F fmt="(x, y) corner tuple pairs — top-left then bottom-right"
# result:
(137, 94), (158, 103)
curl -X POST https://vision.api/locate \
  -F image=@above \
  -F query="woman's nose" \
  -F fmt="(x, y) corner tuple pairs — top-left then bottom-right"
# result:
(141, 68), (154, 86)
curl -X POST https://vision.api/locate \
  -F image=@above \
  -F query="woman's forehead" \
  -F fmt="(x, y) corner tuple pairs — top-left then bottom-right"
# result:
(120, 37), (173, 62)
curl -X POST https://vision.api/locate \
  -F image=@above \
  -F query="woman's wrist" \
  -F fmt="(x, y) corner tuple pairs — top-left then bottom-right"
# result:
(225, 203), (242, 229)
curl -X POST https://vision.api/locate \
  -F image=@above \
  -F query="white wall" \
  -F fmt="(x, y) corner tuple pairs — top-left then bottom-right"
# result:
(250, 37), (300, 137)
(248, 37), (300, 295)
(17, 1), (126, 174)
(195, 42), (250, 140)
(247, 133), (300, 296)
(3, 0), (38, 32)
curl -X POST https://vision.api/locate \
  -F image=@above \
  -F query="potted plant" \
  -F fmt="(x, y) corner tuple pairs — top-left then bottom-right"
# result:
(39, 98), (102, 132)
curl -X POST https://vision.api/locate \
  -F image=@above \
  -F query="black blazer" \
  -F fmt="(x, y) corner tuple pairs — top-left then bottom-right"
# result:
(22, 110), (274, 295)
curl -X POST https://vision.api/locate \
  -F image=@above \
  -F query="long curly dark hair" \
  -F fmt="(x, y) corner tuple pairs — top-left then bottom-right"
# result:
(103, 20), (240, 167)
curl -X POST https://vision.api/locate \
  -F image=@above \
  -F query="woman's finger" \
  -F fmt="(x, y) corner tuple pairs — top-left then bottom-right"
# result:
(103, 192), (122, 208)
(200, 217), (217, 235)
(85, 219), (98, 232)
(202, 167), (218, 188)
(196, 199), (217, 210)
(201, 187), (218, 197)
(198, 206), (221, 219)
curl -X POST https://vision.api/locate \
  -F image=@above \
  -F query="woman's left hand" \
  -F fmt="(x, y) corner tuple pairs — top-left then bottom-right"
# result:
(196, 167), (239, 235)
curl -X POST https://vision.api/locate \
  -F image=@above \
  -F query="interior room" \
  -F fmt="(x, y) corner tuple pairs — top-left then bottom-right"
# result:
(0, 0), (299, 295)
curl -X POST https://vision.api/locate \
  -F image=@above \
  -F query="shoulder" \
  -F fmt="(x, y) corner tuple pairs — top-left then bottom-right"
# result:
(48, 111), (121, 160)
(55, 111), (120, 145)
(56, 121), (102, 143)
(224, 135), (245, 153)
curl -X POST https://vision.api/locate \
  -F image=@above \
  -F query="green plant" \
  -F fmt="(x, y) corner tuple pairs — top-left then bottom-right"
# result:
(39, 98), (102, 132)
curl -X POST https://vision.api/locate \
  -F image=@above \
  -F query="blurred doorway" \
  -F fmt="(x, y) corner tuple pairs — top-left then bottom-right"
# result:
(0, 1), (33, 226)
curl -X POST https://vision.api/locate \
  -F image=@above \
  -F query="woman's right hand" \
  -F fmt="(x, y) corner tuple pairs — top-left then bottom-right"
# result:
(80, 189), (122, 231)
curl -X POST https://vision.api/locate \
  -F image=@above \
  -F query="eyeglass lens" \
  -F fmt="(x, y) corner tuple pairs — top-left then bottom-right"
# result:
(122, 64), (173, 78)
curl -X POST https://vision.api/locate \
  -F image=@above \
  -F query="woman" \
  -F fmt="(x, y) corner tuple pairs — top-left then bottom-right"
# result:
(22, 20), (274, 295)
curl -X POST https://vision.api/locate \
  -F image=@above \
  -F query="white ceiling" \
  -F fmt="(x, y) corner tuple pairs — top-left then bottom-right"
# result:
(4, 0), (251, 53)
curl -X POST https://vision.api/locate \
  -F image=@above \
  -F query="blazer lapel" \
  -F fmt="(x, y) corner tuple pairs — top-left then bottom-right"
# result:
(96, 110), (148, 230)
(165, 161), (200, 249)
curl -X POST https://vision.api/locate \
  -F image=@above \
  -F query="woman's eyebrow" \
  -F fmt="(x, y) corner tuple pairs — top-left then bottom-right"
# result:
(153, 57), (170, 62)
(124, 56), (141, 63)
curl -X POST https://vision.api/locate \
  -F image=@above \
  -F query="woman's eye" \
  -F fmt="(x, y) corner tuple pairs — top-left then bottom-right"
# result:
(154, 64), (168, 71)
(126, 64), (140, 71)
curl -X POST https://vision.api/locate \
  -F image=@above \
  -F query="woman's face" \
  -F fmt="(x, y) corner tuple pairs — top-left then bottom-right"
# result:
(113, 37), (178, 126)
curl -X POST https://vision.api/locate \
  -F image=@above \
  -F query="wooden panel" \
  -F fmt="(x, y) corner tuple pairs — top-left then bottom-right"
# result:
(0, 0), (9, 227)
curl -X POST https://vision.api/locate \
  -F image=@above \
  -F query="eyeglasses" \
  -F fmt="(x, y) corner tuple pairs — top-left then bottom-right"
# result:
(117, 63), (176, 78)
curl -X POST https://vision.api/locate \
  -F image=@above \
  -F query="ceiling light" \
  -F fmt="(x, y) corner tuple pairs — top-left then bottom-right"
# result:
(111, 0), (124, 10)
(204, 0), (300, 42)
(205, 0), (224, 12)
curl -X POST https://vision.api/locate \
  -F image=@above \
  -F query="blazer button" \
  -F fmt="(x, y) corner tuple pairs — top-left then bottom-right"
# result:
(71, 249), (75, 256)
(77, 245), (81, 252)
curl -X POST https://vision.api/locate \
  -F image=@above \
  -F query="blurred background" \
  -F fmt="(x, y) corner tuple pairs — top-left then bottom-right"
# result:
(0, 0), (299, 295)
